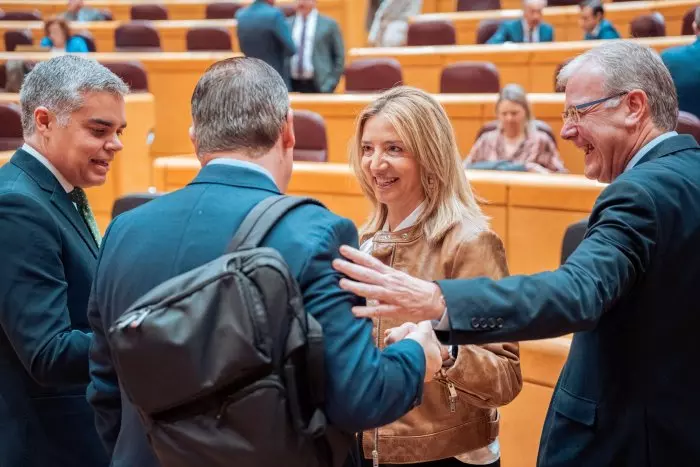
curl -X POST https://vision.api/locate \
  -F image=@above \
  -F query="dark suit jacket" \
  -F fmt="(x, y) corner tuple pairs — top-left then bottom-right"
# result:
(236, 0), (296, 88)
(435, 135), (700, 466)
(87, 163), (426, 466)
(584, 19), (621, 40)
(661, 38), (700, 119)
(0, 149), (107, 467)
(287, 13), (345, 93)
(487, 19), (554, 44)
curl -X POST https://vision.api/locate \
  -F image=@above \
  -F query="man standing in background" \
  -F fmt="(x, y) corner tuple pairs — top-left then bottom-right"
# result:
(288, 0), (345, 93)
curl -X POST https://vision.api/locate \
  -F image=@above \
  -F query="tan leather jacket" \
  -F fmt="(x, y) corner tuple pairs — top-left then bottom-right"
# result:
(360, 222), (523, 464)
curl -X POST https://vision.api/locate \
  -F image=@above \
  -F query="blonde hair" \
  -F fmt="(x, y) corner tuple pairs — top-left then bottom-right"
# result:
(350, 86), (488, 244)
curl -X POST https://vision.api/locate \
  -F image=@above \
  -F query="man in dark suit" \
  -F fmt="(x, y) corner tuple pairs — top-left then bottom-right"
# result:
(287, 0), (345, 93)
(236, 0), (296, 88)
(0, 55), (127, 467)
(488, 0), (554, 44)
(333, 41), (700, 466)
(580, 1), (621, 40)
(87, 57), (441, 466)
(661, 7), (700, 118)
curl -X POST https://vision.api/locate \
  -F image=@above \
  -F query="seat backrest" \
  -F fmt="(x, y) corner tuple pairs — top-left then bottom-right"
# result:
(630, 13), (666, 38)
(560, 217), (589, 264)
(475, 119), (557, 146)
(4, 29), (33, 52)
(2, 10), (42, 21)
(457, 0), (500, 11)
(406, 20), (456, 46)
(676, 111), (700, 144)
(292, 110), (328, 162)
(74, 30), (97, 52)
(102, 61), (149, 92)
(114, 23), (161, 51)
(0, 63), (5, 90)
(681, 7), (696, 36)
(345, 58), (403, 93)
(112, 192), (162, 218)
(476, 19), (504, 44)
(440, 61), (500, 94)
(130, 4), (168, 21)
(0, 103), (24, 151)
(186, 27), (232, 51)
(205, 2), (243, 19)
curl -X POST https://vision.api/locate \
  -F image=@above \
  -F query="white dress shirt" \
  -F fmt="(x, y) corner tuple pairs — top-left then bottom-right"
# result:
(291, 9), (318, 81)
(22, 143), (73, 193)
(522, 19), (539, 43)
(624, 131), (678, 172)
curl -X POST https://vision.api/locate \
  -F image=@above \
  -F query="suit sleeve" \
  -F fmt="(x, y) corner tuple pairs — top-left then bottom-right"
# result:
(0, 193), (91, 385)
(69, 36), (89, 53)
(322, 20), (345, 93)
(436, 180), (658, 345)
(486, 23), (508, 44)
(599, 28), (620, 40)
(86, 220), (121, 455)
(299, 215), (426, 432)
(444, 232), (523, 409)
(274, 10), (297, 57)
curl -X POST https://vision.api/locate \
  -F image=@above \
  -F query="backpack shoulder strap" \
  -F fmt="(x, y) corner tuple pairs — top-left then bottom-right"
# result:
(227, 195), (325, 253)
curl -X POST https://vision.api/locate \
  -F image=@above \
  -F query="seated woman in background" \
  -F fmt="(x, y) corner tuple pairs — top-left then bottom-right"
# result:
(464, 84), (567, 173)
(350, 86), (522, 467)
(40, 17), (89, 52)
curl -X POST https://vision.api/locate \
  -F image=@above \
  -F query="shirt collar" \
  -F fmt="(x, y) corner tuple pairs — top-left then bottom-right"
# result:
(206, 158), (277, 187)
(21, 143), (74, 192)
(624, 131), (678, 172)
(296, 9), (318, 23)
(382, 200), (426, 232)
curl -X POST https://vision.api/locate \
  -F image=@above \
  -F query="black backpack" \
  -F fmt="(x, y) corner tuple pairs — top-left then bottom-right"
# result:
(107, 195), (351, 467)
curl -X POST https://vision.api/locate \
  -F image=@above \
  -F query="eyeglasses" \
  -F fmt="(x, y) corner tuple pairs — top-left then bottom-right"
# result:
(561, 91), (628, 124)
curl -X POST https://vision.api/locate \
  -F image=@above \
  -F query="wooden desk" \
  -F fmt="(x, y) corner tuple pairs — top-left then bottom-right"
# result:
(0, 150), (12, 165)
(0, 51), (238, 159)
(154, 159), (605, 274)
(348, 36), (695, 93)
(290, 93), (591, 174)
(0, 0), (368, 49)
(0, 19), (239, 52)
(414, 0), (696, 44)
(0, 92), (156, 231)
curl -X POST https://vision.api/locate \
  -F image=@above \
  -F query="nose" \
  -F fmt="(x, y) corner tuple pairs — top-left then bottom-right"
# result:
(560, 121), (578, 140)
(369, 150), (387, 173)
(106, 133), (124, 152)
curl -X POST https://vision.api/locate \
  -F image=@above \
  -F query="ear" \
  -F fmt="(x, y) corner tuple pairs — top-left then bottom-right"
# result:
(188, 125), (196, 147)
(624, 89), (648, 127)
(282, 110), (295, 151)
(33, 107), (52, 135)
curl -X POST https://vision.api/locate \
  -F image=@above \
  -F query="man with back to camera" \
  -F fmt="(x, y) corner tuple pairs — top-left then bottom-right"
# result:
(0, 55), (127, 467)
(333, 41), (700, 466)
(487, 0), (554, 44)
(86, 56), (442, 467)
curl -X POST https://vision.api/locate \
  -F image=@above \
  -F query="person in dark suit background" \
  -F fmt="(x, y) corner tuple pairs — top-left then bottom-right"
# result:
(236, 0), (296, 89)
(661, 7), (700, 118)
(87, 56), (442, 467)
(333, 41), (700, 467)
(287, 0), (345, 93)
(579, 0), (621, 40)
(487, 0), (554, 44)
(0, 55), (127, 467)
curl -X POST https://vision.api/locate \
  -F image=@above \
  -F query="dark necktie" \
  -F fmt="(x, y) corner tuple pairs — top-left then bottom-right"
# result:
(70, 187), (101, 246)
(297, 17), (307, 77)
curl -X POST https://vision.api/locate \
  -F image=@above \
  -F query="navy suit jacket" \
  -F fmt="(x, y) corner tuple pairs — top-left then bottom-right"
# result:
(0, 149), (107, 467)
(435, 135), (700, 466)
(87, 163), (426, 466)
(236, 0), (296, 88)
(584, 19), (621, 40)
(661, 38), (700, 119)
(487, 19), (554, 44)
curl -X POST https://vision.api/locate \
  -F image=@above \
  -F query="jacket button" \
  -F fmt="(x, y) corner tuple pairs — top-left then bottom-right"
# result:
(479, 318), (488, 328)
(496, 317), (504, 328)
(471, 317), (480, 329)
(488, 318), (496, 329)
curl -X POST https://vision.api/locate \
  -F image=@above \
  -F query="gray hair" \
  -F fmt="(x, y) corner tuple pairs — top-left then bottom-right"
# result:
(497, 83), (537, 134)
(190, 57), (289, 158)
(523, 0), (547, 6)
(557, 41), (678, 131)
(19, 55), (128, 137)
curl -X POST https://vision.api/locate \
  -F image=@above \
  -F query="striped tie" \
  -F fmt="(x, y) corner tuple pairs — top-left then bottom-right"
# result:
(69, 187), (101, 246)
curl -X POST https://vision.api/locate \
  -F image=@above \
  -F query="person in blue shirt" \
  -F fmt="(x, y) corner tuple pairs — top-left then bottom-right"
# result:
(661, 7), (700, 118)
(580, 0), (621, 40)
(40, 17), (89, 52)
(487, 0), (554, 44)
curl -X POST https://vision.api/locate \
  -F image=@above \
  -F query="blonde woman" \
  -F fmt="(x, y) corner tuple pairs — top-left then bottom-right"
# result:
(350, 86), (523, 467)
(464, 84), (567, 173)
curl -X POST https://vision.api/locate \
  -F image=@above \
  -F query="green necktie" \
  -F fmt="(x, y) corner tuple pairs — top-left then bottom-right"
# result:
(69, 187), (101, 247)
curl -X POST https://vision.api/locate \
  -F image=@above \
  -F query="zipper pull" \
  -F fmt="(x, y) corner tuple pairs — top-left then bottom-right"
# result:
(372, 450), (379, 467)
(129, 308), (151, 329)
(447, 381), (457, 413)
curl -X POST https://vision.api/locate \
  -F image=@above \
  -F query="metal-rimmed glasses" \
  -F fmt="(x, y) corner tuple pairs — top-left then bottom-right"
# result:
(561, 91), (629, 124)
